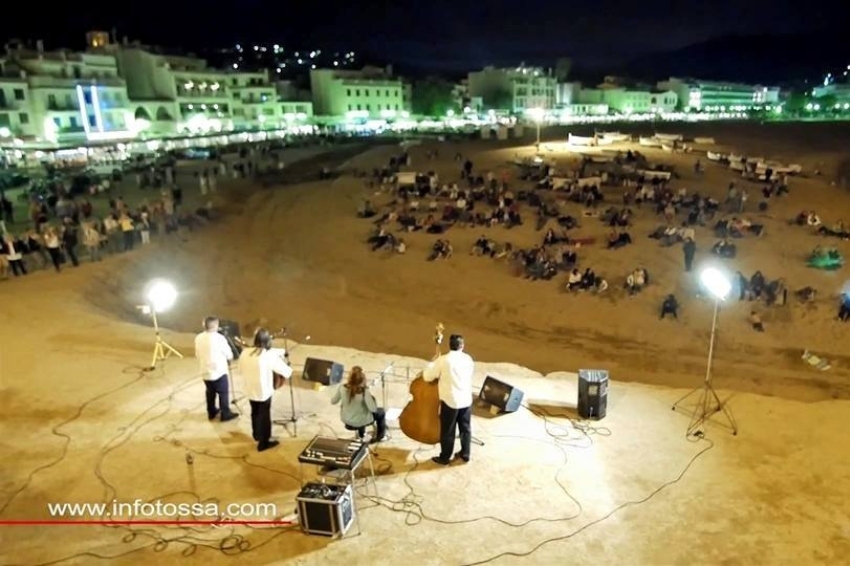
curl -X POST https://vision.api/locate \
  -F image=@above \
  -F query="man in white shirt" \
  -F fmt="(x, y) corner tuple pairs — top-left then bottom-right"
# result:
(239, 328), (293, 452)
(423, 334), (475, 465)
(194, 316), (239, 422)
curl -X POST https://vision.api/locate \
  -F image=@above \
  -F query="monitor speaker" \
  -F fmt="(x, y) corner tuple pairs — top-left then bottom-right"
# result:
(303, 358), (344, 386)
(577, 369), (608, 420)
(479, 376), (524, 413)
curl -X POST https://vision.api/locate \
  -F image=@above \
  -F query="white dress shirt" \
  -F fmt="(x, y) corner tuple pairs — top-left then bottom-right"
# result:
(194, 330), (234, 381)
(240, 347), (293, 402)
(423, 349), (474, 409)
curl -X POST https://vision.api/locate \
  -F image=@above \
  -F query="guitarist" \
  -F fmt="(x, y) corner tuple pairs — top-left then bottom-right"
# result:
(239, 328), (293, 452)
(423, 334), (475, 465)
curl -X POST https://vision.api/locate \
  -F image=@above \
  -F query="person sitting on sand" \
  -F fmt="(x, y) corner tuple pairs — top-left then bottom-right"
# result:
(580, 267), (596, 290)
(711, 238), (736, 258)
(566, 268), (582, 291)
(750, 311), (764, 332)
(625, 267), (648, 295)
(838, 295), (850, 321)
(660, 294), (679, 319)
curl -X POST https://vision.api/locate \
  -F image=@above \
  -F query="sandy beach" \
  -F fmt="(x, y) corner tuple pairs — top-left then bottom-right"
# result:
(2, 123), (850, 565)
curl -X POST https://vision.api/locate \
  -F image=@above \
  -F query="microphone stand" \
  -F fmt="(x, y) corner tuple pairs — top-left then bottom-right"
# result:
(273, 327), (301, 437)
(380, 362), (394, 410)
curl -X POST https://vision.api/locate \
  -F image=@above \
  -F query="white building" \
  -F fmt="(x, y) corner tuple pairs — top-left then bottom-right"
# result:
(0, 75), (37, 141)
(812, 83), (850, 105)
(657, 77), (780, 112)
(92, 34), (296, 136)
(226, 70), (280, 130)
(1, 41), (134, 145)
(467, 65), (556, 113)
(310, 66), (407, 120)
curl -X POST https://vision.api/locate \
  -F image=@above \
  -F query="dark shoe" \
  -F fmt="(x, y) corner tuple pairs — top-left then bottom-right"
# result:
(454, 452), (470, 463)
(208, 409), (220, 420)
(220, 413), (239, 422)
(431, 456), (451, 466)
(258, 440), (280, 452)
(371, 434), (390, 444)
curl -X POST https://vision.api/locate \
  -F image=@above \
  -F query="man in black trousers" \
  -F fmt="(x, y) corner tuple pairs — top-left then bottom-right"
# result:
(423, 334), (475, 464)
(240, 328), (292, 451)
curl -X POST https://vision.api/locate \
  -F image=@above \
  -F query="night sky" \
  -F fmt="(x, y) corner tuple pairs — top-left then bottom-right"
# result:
(3, 0), (848, 70)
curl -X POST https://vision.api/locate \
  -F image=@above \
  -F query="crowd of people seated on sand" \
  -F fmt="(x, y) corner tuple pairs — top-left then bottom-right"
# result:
(649, 223), (696, 247)
(714, 217), (764, 238)
(727, 270), (786, 306)
(470, 236), (513, 259)
(566, 267), (607, 292)
(793, 210), (850, 240)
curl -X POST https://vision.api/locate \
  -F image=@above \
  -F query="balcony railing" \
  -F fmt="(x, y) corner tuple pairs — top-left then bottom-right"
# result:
(47, 102), (79, 112)
(28, 75), (126, 89)
(176, 90), (228, 100)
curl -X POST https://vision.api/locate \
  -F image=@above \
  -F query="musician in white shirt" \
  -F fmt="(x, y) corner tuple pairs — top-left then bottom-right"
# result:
(194, 316), (239, 422)
(239, 328), (292, 452)
(423, 334), (475, 465)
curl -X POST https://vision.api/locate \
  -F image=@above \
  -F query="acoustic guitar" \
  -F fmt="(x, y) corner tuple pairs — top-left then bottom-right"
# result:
(398, 323), (444, 445)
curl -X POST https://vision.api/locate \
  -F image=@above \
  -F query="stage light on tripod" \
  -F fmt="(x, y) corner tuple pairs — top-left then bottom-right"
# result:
(700, 267), (731, 301)
(140, 279), (182, 369)
(146, 279), (178, 313)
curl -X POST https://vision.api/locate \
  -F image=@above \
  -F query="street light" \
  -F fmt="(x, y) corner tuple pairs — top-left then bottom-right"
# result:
(526, 107), (545, 148)
(138, 279), (183, 370)
(672, 267), (738, 436)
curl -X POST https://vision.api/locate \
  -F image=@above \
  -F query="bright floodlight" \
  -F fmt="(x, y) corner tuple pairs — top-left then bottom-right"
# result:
(146, 280), (178, 313)
(526, 107), (545, 121)
(700, 268), (731, 301)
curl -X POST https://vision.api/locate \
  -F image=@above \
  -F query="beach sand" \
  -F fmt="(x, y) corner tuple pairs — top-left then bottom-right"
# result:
(2, 123), (850, 565)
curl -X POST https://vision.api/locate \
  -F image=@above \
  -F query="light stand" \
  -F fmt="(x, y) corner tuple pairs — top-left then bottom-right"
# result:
(672, 296), (739, 436)
(147, 307), (183, 370)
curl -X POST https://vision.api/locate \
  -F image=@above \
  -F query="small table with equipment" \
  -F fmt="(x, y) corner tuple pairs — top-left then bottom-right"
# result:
(296, 435), (378, 537)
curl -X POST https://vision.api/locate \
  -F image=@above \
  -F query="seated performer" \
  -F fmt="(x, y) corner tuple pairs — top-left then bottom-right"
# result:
(332, 366), (388, 442)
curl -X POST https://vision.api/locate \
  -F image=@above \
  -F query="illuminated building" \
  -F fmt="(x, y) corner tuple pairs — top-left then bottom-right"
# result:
(467, 66), (557, 113)
(90, 34), (302, 135)
(310, 66), (408, 120)
(812, 83), (850, 105)
(0, 77), (37, 141)
(0, 40), (134, 145)
(658, 77), (780, 112)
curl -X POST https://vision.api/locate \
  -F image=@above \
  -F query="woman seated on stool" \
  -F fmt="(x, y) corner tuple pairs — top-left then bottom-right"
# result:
(331, 366), (389, 443)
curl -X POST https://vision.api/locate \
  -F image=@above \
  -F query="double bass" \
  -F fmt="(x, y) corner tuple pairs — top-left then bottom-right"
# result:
(398, 323), (444, 445)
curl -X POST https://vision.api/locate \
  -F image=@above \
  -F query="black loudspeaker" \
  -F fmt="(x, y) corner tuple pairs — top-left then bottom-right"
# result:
(479, 376), (524, 413)
(303, 358), (344, 386)
(577, 369), (608, 420)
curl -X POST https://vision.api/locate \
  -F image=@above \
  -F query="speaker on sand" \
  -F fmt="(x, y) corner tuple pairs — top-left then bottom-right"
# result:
(479, 376), (524, 413)
(303, 358), (344, 386)
(577, 369), (608, 420)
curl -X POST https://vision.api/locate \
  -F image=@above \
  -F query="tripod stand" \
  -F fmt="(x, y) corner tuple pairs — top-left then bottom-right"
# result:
(148, 308), (182, 370)
(672, 298), (738, 436)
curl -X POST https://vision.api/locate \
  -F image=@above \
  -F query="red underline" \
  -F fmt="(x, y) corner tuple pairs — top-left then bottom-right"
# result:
(0, 520), (294, 526)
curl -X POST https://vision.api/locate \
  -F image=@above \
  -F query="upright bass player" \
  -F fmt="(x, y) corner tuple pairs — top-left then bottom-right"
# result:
(422, 333), (475, 465)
